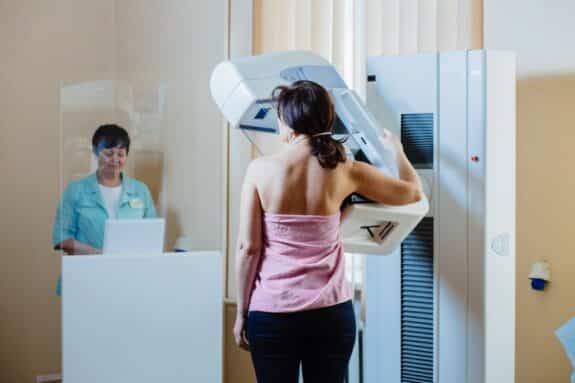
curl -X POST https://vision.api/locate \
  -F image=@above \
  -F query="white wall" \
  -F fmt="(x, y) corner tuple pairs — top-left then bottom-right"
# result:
(485, 1), (575, 76)
(485, 2), (575, 382)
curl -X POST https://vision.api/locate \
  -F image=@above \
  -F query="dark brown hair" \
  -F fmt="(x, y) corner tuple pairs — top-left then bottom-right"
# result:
(273, 80), (346, 169)
(92, 124), (130, 155)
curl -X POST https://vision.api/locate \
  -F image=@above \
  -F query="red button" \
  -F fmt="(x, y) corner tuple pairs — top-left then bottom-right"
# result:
(471, 155), (479, 162)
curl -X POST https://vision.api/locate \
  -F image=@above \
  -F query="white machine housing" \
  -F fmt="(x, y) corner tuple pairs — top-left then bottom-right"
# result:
(211, 51), (429, 255)
(360, 50), (516, 383)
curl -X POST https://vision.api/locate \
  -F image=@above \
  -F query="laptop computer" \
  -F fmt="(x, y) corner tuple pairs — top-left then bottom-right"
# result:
(103, 218), (165, 256)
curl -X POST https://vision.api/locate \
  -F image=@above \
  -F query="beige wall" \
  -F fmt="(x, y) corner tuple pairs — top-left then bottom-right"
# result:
(485, 1), (575, 382)
(114, 0), (226, 251)
(0, 1), (226, 382)
(0, 1), (116, 381)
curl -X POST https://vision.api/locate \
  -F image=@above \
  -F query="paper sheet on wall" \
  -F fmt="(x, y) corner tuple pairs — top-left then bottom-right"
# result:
(556, 316), (575, 383)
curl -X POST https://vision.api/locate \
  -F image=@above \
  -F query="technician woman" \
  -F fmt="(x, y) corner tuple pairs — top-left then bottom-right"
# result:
(52, 124), (157, 294)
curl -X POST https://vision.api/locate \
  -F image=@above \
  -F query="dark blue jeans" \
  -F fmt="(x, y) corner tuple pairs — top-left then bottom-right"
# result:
(247, 300), (356, 383)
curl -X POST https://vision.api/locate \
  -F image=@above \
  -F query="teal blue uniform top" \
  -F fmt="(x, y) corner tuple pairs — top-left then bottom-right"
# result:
(52, 172), (157, 295)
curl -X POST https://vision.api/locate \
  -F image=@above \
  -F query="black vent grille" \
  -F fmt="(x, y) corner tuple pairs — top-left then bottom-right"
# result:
(401, 113), (434, 169)
(401, 217), (434, 383)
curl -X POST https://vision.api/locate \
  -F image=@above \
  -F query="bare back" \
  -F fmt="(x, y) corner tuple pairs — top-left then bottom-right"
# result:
(253, 142), (355, 215)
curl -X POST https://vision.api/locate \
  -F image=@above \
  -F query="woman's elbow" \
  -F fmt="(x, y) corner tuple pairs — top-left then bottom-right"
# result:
(392, 184), (423, 205)
(409, 186), (424, 204)
(236, 241), (261, 259)
(56, 239), (73, 254)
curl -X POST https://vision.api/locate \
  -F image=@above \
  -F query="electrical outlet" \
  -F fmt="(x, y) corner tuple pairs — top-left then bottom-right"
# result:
(36, 374), (61, 383)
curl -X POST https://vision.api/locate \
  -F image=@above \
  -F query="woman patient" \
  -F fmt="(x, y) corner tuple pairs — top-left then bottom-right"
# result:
(234, 80), (422, 382)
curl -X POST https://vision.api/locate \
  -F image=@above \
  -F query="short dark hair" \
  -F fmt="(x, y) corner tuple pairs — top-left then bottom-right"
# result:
(273, 80), (346, 169)
(92, 124), (130, 155)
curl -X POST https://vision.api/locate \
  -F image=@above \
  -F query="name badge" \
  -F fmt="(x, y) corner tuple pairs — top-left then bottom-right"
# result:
(129, 198), (144, 209)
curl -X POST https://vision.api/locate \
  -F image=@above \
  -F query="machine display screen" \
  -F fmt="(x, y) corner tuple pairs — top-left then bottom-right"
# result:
(254, 107), (271, 120)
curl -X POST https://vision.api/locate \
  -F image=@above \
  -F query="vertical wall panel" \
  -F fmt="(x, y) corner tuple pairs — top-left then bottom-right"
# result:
(400, 0), (419, 54)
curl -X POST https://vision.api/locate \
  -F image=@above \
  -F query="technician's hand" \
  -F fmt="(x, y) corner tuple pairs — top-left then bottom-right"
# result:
(234, 314), (250, 351)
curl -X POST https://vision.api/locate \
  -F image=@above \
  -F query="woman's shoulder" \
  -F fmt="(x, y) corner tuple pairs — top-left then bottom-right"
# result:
(248, 154), (282, 173)
(332, 158), (355, 175)
(243, 155), (285, 188)
(341, 158), (355, 169)
(122, 175), (151, 193)
(63, 173), (95, 194)
(56, 175), (95, 206)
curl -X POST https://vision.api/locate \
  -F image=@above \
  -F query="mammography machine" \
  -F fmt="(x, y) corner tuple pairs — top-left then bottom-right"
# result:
(210, 51), (429, 255)
(211, 50), (516, 383)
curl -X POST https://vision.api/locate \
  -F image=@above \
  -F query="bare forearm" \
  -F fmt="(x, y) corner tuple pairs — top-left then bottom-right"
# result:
(59, 239), (101, 255)
(235, 247), (260, 317)
(396, 150), (422, 190)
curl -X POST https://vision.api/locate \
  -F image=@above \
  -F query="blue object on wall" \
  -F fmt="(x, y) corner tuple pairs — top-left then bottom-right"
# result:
(530, 278), (547, 291)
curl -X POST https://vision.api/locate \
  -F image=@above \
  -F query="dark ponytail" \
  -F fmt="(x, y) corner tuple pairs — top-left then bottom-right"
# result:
(309, 133), (347, 169)
(273, 80), (347, 169)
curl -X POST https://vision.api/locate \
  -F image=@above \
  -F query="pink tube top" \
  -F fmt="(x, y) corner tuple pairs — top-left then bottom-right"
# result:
(248, 212), (351, 313)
